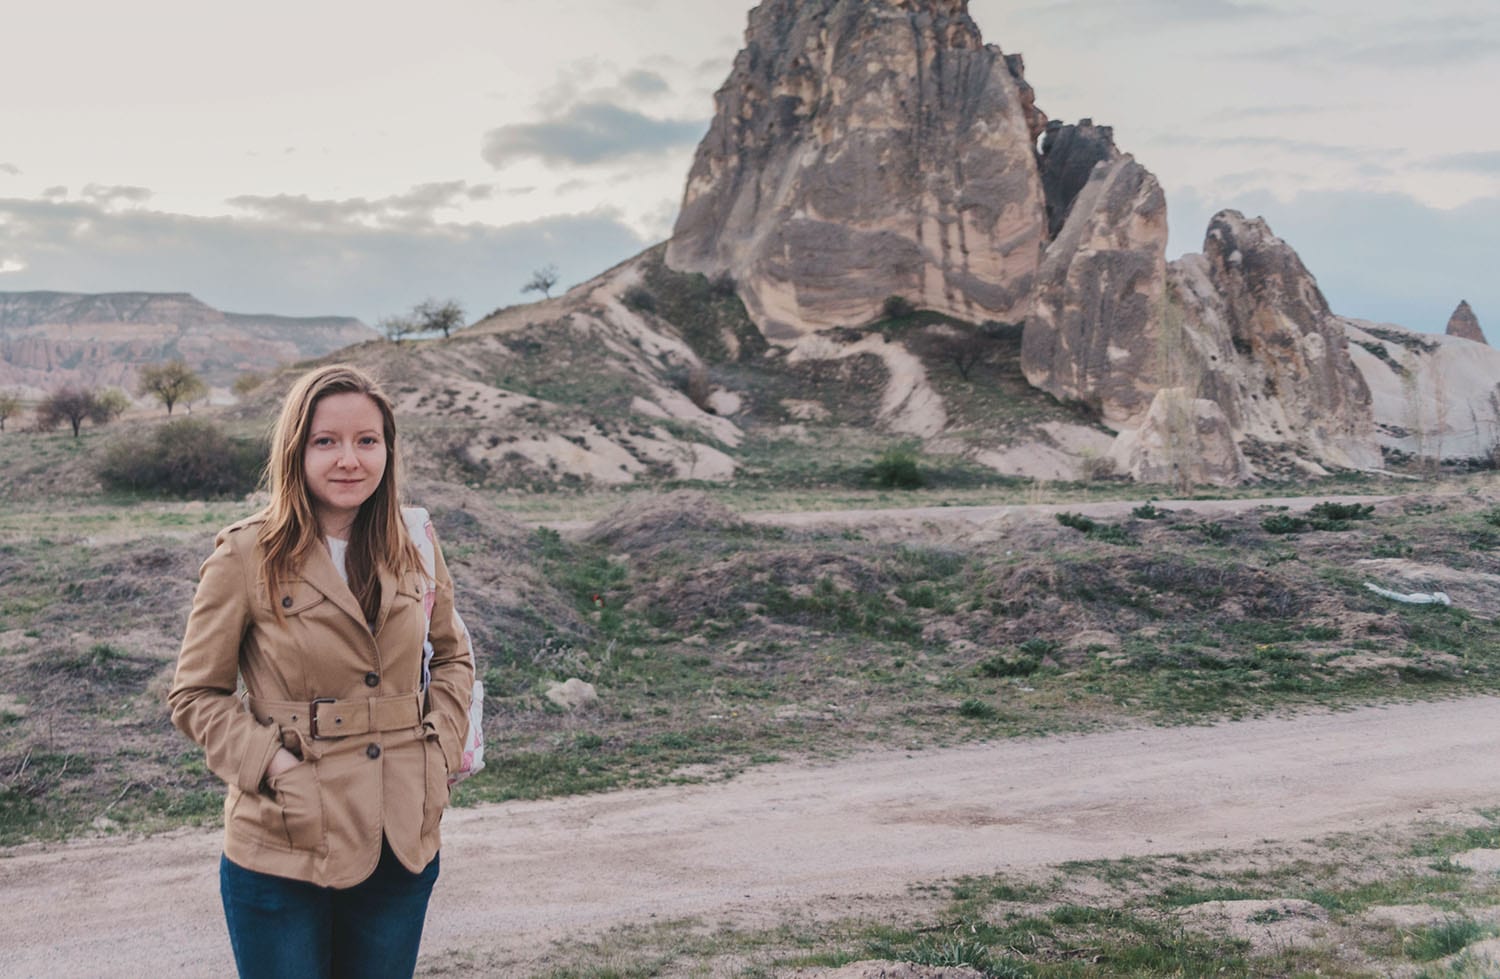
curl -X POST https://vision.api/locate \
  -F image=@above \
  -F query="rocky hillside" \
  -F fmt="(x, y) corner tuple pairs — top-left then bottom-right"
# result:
(654, 0), (1495, 485)
(0, 291), (374, 400)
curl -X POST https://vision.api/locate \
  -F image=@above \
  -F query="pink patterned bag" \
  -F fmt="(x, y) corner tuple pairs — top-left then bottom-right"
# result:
(404, 507), (485, 786)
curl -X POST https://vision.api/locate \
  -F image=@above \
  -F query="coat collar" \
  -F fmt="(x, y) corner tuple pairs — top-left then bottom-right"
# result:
(298, 538), (403, 636)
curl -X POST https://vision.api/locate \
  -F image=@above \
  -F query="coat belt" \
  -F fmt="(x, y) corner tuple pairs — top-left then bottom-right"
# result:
(247, 692), (423, 739)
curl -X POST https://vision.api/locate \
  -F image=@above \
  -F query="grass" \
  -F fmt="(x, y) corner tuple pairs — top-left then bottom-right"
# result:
(4, 477), (1500, 844)
(496, 812), (1500, 977)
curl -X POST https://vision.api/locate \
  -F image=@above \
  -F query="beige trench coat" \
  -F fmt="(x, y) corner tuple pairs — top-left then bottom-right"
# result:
(169, 510), (473, 888)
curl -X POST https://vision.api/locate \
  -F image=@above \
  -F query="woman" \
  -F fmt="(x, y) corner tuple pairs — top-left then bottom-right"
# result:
(169, 364), (472, 978)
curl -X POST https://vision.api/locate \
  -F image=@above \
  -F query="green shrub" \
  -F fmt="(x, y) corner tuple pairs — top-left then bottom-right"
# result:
(958, 698), (998, 719)
(882, 295), (916, 319)
(1261, 513), (1308, 535)
(1132, 502), (1166, 520)
(97, 419), (266, 498)
(1310, 501), (1375, 522)
(867, 447), (925, 489)
(621, 285), (658, 314)
(1056, 512), (1134, 545)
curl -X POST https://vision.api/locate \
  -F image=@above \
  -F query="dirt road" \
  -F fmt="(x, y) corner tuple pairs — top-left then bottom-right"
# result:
(3, 695), (1497, 976)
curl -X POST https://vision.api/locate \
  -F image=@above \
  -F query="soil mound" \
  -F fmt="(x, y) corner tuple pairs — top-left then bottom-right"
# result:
(583, 490), (745, 554)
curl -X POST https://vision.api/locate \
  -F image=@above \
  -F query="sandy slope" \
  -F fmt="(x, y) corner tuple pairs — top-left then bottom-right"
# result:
(3, 696), (1497, 976)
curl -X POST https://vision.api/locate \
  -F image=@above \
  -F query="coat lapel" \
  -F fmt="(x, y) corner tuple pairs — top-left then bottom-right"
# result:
(301, 540), (369, 630)
(373, 563), (399, 637)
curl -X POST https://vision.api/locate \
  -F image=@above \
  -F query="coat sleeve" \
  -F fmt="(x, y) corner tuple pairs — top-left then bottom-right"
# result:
(168, 530), (282, 795)
(422, 529), (474, 775)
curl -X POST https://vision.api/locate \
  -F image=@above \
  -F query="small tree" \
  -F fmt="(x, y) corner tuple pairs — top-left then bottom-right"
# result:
(232, 370), (267, 397)
(523, 264), (560, 299)
(97, 387), (131, 420)
(379, 314), (418, 345)
(137, 360), (206, 415)
(946, 330), (989, 381)
(412, 298), (466, 338)
(0, 391), (19, 432)
(37, 386), (113, 438)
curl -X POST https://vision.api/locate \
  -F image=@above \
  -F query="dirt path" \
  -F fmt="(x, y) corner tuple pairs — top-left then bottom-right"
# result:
(3, 695), (1497, 976)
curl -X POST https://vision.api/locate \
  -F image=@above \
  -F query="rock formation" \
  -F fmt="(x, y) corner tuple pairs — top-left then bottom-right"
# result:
(1021, 149), (1168, 429)
(1177, 211), (1379, 470)
(1038, 119), (1120, 238)
(1024, 202), (1381, 482)
(667, 0), (1048, 339)
(0, 291), (372, 398)
(1446, 300), (1487, 344)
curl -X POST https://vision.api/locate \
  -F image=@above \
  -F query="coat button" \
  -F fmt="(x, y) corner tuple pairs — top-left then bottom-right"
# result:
(366, 744), (381, 760)
(364, 671), (379, 687)
(281, 596), (293, 608)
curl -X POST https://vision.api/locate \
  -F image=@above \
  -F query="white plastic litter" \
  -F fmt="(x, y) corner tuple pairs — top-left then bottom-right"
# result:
(1363, 582), (1452, 606)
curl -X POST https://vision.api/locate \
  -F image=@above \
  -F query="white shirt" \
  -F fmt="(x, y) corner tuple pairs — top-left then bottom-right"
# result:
(326, 537), (349, 584)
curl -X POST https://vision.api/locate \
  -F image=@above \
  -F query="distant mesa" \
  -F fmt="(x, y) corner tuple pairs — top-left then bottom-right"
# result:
(0, 291), (374, 400)
(1446, 300), (1486, 345)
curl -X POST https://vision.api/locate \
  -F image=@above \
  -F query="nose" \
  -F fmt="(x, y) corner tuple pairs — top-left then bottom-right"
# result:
(337, 443), (359, 468)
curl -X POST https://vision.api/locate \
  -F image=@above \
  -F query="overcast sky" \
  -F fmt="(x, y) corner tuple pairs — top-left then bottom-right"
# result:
(2, 0), (1495, 341)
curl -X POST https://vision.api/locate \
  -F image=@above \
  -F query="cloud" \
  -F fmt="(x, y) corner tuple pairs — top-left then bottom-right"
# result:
(1168, 186), (1500, 342)
(1153, 133), (1388, 164)
(482, 101), (706, 168)
(0, 195), (648, 324)
(226, 181), (494, 230)
(0, 163), (19, 177)
(620, 68), (671, 97)
(1243, 14), (1499, 70)
(1429, 151), (1500, 175)
(80, 184), (153, 207)
(1011, 0), (1278, 34)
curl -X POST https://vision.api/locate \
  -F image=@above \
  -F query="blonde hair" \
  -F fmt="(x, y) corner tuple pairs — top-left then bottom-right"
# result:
(259, 364), (423, 623)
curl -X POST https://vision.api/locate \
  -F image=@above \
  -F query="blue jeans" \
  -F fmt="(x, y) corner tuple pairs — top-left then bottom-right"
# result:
(219, 839), (439, 979)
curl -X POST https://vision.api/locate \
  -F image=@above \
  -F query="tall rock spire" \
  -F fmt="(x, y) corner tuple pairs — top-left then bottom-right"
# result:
(1446, 300), (1487, 344)
(666, 0), (1048, 340)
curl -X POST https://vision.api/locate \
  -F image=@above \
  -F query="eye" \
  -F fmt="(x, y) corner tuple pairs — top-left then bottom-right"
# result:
(311, 436), (334, 447)
(360, 435), (382, 447)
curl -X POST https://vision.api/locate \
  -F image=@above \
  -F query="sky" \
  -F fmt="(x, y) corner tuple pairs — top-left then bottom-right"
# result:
(1, 0), (1495, 341)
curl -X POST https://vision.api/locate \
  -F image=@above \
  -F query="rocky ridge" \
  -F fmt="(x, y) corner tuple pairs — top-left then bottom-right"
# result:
(0, 291), (373, 399)
(659, 0), (1484, 484)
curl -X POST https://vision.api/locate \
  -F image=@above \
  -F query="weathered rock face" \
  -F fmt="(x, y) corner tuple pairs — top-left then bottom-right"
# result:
(0, 291), (373, 399)
(1038, 119), (1120, 238)
(1021, 154), (1168, 427)
(1446, 300), (1487, 344)
(1107, 388), (1251, 487)
(1346, 319), (1500, 462)
(1024, 200), (1381, 478)
(1184, 211), (1379, 469)
(666, 0), (1048, 340)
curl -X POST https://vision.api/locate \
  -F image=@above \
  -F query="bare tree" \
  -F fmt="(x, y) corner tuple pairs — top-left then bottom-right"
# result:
(522, 264), (560, 299)
(946, 330), (989, 381)
(379, 314), (418, 345)
(37, 387), (115, 437)
(0, 391), (19, 432)
(413, 298), (466, 338)
(137, 360), (207, 415)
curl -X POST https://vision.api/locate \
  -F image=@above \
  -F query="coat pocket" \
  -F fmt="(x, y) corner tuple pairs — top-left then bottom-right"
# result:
(420, 736), (451, 838)
(268, 761), (326, 852)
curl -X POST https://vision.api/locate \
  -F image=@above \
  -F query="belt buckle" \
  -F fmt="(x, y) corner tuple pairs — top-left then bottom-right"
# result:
(308, 697), (336, 739)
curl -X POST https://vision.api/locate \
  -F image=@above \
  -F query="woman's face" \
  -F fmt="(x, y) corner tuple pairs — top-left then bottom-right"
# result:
(303, 391), (388, 537)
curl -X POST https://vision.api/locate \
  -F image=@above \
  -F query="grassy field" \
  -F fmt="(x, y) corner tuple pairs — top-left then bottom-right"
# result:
(2, 416), (1498, 975)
